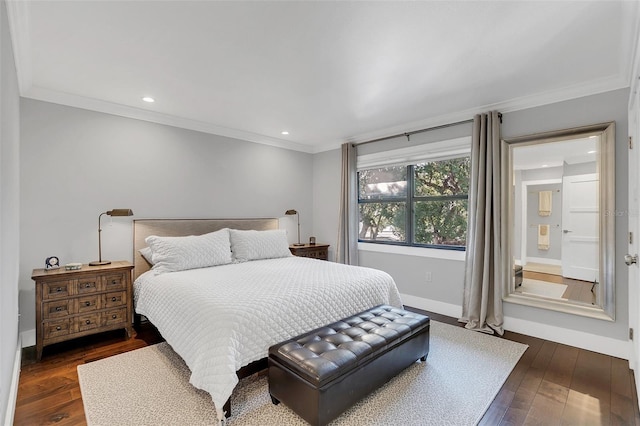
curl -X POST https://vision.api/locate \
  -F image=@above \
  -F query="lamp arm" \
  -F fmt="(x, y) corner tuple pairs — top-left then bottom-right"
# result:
(297, 213), (301, 245)
(97, 212), (107, 262)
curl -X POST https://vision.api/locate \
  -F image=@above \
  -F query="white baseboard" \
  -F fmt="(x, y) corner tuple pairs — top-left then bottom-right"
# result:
(503, 316), (629, 360)
(401, 293), (628, 360)
(400, 293), (463, 319)
(20, 329), (35, 348)
(4, 335), (21, 426)
(526, 257), (562, 266)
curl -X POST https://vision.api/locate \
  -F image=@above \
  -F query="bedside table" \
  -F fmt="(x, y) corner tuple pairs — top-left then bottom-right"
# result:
(32, 260), (134, 361)
(289, 244), (329, 260)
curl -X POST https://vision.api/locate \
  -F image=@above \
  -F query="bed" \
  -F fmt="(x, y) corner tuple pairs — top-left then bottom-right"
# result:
(132, 218), (403, 422)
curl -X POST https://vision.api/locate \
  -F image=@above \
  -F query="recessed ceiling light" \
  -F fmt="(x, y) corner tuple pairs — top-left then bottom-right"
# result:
(588, 150), (596, 154)
(541, 165), (548, 168)
(142, 96), (155, 103)
(281, 131), (289, 135)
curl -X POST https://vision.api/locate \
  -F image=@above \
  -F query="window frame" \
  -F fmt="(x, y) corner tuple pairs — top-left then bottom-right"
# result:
(357, 154), (470, 251)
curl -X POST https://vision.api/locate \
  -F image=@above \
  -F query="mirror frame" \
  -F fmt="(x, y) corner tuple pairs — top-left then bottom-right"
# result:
(501, 122), (615, 321)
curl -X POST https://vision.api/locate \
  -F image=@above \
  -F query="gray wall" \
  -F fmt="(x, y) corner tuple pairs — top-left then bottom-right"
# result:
(19, 99), (313, 335)
(526, 183), (562, 261)
(0, 0), (21, 421)
(312, 149), (341, 261)
(313, 88), (630, 342)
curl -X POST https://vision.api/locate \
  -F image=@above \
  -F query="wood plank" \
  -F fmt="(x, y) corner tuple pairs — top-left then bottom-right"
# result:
(630, 370), (640, 426)
(522, 380), (569, 425)
(611, 357), (635, 425)
(543, 343), (579, 389)
(561, 350), (612, 425)
(500, 341), (558, 425)
(524, 270), (565, 284)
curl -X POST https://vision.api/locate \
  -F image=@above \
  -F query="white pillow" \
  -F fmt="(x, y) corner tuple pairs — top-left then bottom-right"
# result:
(229, 229), (292, 262)
(145, 228), (232, 274)
(139, 246), (154, 265)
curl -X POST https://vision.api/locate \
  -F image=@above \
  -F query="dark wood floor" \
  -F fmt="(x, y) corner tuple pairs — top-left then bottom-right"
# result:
(13, 309), (640, 425)
(520, 270), (596, 305)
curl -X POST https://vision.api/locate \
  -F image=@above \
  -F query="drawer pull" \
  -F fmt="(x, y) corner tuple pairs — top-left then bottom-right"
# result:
(112, 314), (117, 319)
(55, 306), (63, 312)
(55, 326), (61, 331)
(55, 287), (63, 292)
(111, 297), (117, 302)
(111, 280), (117, 285)
(84, 283), (92, 288)
(85, 320), (91, 325)
(85, 301), (91, 307)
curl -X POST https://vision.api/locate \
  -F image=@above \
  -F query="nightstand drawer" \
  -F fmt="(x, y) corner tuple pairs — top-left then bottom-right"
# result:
(44, 319), (71, 339)
(77, 295), (100, 313)
(104, 291), (126, 308)
(42, 280), (71, 299)
(289, 244), (329, 261)
(77, 277), (100, 294)
(43, 300), (71, 319)
(104, 308), (127, 326)
(302, 249), (326, 259)
(76, 313), (101, 332)
(103, 273), (126, 292)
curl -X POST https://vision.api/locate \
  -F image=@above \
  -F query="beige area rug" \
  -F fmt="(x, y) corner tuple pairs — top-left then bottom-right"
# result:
(77, 321), (527, 426)
(519, 278), (568, 300)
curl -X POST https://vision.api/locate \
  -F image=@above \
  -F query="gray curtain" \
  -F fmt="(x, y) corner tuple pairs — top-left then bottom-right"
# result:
(460, 111), (504, 335)
(336, 142), (359, 265)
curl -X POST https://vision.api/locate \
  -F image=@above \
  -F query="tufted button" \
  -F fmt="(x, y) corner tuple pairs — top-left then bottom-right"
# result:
(358, 333), (387, 350)
(323, 333), (353, 345)
(341, 327), (367, 339)
(306, 341), (337, 355)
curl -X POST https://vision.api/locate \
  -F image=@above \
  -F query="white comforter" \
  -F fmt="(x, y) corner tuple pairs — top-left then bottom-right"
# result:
(134, 256), (402, 419)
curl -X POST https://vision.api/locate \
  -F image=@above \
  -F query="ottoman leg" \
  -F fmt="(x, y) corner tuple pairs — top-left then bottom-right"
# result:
(420, 355), (427, 362)
(271, 395), (281, 405)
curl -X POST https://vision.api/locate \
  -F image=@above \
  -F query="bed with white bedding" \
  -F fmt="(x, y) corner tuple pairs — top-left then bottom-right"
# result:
(132, 219), (402, 421)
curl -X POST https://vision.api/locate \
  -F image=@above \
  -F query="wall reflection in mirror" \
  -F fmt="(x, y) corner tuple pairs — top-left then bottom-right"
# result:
(503, 123), (615, 320)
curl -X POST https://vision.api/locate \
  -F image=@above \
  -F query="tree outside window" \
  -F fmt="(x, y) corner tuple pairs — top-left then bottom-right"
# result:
(358, 156), (469, 249)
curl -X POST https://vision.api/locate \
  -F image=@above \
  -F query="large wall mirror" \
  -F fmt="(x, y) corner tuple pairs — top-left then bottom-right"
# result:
(501, 122), (615, 320)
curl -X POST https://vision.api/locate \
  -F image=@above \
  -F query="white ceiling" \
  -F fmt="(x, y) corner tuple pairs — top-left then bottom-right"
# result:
(513, 137), (597, 171)
(6, 1), (640, 153)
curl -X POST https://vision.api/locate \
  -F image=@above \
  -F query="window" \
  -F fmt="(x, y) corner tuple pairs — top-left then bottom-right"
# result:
(358, 156), (470, 250)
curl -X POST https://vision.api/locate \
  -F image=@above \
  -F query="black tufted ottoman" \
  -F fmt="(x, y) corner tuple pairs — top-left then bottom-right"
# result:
(268, 305), (430, 426)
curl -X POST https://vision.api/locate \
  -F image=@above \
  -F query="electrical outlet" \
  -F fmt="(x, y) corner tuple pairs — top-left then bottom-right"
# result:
(425, 272), (432, 283)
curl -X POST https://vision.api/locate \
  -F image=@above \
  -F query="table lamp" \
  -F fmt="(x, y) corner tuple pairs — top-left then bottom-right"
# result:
(285, 209), (304, 246)
(89, 209), (133, 266)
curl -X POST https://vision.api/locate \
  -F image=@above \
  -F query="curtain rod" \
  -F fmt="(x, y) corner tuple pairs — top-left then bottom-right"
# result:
(354, 118), (473, 147)
(353, 112), (502, 147)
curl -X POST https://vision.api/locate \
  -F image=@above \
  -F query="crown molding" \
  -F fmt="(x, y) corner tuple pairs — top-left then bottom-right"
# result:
(312, 73), (630, 154)
(22, 76), (630, 156)
(23, 86), (315, 153)
(5, 0), (32, 93)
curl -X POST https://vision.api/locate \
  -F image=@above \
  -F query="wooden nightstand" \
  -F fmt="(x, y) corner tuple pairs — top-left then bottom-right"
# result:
(32, 260), (134, 360)
(289, 244), (329, 260)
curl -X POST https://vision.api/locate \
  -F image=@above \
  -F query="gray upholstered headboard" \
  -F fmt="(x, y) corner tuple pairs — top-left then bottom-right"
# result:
(132, 218), (279, 281)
